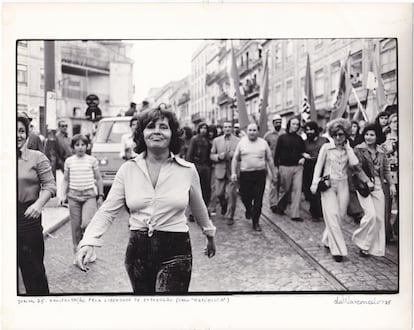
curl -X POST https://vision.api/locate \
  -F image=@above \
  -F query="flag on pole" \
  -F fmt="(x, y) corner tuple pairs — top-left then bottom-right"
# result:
(330, 53), (352, 120)
(352, 87), (369, 122)
(230, 42), (249, 130)
(303, 53), (316, 122)
(258, 51), (269, 137)
(365, 45), (387, 121)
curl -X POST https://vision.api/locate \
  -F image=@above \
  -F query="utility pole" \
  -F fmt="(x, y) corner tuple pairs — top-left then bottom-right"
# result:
(44, 40), (58, 177)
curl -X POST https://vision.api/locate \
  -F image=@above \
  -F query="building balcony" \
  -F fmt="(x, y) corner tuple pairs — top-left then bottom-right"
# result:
(177, 92), (190, 106)
(217, 92), (232, 105)
(206, 72), (218, 86)
(239, 58), (262, 77)
(244, 83), (260, 101)
(61, 44), (110, 76)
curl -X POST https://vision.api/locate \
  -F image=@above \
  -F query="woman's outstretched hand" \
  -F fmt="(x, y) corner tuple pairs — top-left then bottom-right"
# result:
(204, 236), (216, 258)
(75, 245), (95, 272)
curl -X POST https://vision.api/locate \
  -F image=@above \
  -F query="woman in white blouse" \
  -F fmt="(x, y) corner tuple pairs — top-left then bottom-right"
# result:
(75, 105), (216, 293)
(310, 119), (366, 262)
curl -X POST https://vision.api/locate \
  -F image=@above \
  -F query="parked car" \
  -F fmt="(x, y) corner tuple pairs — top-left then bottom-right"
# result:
(91, 116), (132, 194)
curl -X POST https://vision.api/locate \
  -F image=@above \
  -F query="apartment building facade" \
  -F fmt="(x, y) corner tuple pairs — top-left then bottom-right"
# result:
(17, 40), (134, 136)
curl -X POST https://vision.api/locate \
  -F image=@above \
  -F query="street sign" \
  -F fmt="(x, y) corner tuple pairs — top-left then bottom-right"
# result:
(46, 91), (57, 130)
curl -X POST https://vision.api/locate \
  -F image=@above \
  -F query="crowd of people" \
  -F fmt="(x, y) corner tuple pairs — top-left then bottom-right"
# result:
(17, 106), (399, 294)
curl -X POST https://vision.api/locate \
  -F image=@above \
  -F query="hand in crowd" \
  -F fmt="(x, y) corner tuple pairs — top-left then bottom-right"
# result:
(298, 158), (305, 166)
(310, 183), (318, 195)
(24, 201), (42, 219)
(390, 184), (397, 197)
(231, 173), (238, 183)
(204, 236), (216, 258)
(303, 153), (312, 160)
(75, 245), (95, 272)
(59, 196), (68, 206)
(367, 181), (375, 191)
(218, 152), (226, 161)
(97, 195), (104, 208)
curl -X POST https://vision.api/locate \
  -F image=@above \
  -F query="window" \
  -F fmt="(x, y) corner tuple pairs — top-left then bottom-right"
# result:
(330, 61), (341, 92)
(40, 68), (44, 89)
(300, 42), (307, 58)
(275, 84), (282, 109)
(17, 40), (27, 47)
(286, 79), (293, 106)
(350, 50), (363, 88)
(286, 40), (293, 62)
(17, 64), (28, 85)
(315, 69), (324, 97)
(18, 104), (28, 112)
(315, 39), (323, 49)
(380, 38), (397, 75)
(275, 43), (282, 67)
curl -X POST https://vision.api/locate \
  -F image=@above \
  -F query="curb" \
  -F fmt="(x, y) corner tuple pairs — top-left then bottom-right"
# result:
(43, 214), (71, 238)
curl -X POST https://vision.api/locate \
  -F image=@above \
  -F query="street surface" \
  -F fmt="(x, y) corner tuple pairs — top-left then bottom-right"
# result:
(34, 183), (398, 294)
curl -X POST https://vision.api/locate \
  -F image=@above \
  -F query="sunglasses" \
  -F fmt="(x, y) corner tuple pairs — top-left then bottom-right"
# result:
(60, 125), (68, 128)
(332, 133), (345, 138)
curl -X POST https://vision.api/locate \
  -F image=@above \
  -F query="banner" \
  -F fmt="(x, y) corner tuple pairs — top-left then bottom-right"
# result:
(258, 51), (269, 137)
(330, 54), (352, 120)
(230, 43), (249, 130)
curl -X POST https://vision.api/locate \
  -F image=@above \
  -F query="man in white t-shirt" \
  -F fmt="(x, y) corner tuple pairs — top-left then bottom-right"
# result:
(231, 123), (277, 231)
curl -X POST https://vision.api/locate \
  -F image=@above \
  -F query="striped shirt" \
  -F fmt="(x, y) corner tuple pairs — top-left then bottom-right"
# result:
(64, 154), (99, 191)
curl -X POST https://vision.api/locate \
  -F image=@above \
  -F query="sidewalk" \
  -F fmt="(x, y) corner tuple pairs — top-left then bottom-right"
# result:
(42, 197), (70, 238)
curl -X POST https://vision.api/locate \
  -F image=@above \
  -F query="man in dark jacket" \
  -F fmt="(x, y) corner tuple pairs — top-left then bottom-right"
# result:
(187, 122), (212, 208)
(273, 117), (308, 222)
(303, 121), (328, 221)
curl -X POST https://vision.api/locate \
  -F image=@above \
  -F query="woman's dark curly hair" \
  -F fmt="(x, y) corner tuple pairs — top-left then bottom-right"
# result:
(133, 106), (182, 154)
(361, 123), (386, 145)
(17, 116), (30, 136)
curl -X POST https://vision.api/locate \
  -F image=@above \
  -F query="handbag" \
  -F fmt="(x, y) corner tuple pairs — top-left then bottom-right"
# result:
(352, 173), (371, 197)
(317, 175), (331, 192)
(317, 153), (330, 192)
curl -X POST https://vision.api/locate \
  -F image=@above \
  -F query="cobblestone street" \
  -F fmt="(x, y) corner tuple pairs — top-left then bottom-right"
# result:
(34, 183), (399, 294)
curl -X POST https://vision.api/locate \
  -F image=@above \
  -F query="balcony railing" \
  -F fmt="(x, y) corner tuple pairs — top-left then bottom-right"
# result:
(177, 93), (190, 106)
(217, 92), (232, 105)
(61, 44), (111, 72)
(206, 72), (218, 86)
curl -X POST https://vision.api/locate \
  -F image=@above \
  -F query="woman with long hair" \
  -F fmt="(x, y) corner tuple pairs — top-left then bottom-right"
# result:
(352, 123), (395, 256)
(75, 106), (216, 293)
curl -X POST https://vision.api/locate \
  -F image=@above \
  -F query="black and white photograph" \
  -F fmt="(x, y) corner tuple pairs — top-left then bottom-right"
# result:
(3, 3), (412, 330)
(16, 37), (400, 295)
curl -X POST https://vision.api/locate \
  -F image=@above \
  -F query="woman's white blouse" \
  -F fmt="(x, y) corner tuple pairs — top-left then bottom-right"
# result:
(79, 153), (216, 248)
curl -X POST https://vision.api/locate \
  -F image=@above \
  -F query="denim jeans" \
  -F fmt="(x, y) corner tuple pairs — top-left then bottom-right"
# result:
(125, 230), (192, 294)
(239, 170), (267, 225)
(68, 188), (97, 252)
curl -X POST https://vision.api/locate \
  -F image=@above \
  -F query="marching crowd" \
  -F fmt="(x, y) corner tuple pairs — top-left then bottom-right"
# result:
(17, 107), (398, 294)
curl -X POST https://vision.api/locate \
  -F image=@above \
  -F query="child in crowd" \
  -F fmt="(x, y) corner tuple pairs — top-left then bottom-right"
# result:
(62, 134), (104, 263)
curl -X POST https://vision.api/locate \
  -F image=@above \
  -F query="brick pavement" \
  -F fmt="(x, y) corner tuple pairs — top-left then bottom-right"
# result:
(25, 182), (398, 294)
(259, 182), (398, 291)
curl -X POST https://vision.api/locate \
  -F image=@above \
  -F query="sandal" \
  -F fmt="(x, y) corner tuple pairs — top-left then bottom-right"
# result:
(360, 249), (369, 257)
